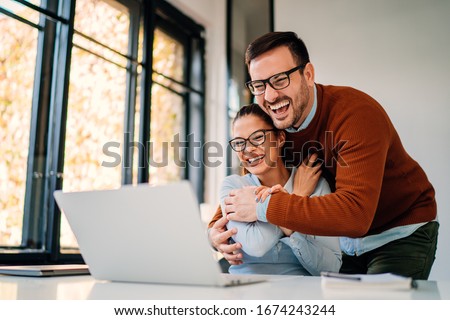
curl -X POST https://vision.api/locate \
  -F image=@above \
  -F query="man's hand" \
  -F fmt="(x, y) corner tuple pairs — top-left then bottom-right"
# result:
(224, 186), (258, 222)
(208, 216), (243, 265)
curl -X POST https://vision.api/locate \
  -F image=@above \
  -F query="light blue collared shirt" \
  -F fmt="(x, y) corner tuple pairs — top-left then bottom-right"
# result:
(220, 170), (341, 275)
(255, 84), (428, 255)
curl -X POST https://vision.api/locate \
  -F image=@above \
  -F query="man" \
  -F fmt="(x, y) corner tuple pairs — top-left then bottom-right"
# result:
(209, 31), (438, 279)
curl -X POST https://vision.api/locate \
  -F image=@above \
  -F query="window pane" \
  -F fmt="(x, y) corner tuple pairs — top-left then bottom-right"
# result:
(72, 32), (128, 68)
(74, 0), (129, 55)
(0, 0), (40, 25)
(149, 84), (184, 185)
(60, 0), (131, 249)
(149, 29), (186, 185)
(153, 28), (184, 82)
(64, 49), (126, 191)
(0, 14), (38, 246)
(60, 47), (127, 248)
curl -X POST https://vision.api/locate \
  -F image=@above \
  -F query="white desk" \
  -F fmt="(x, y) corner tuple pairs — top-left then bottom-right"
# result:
(0, 274), (448, 300)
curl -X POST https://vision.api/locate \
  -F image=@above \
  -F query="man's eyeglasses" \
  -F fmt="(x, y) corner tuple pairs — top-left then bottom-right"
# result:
(229, 129), (277, 152)
(246, 64), (305, 96)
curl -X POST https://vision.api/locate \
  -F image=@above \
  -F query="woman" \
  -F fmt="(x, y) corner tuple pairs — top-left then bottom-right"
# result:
(219, 103), (341, 275)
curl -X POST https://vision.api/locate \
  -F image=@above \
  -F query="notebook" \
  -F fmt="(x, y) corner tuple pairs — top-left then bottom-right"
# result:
(0, 264), (89, 277)
(53, 181), (265, 287)
(321, 272), (417, 290)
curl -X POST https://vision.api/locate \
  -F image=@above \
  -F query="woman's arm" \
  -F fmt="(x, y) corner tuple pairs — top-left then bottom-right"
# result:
(282, 178), (342, 275)
(281, 233), (342, 275)
(220, 175), (283, 257)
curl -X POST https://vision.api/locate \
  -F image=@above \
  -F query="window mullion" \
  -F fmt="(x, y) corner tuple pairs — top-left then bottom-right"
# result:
(43, 0), (77, 262)
(21, 16), (57, 250)
(122, 2), (141, 185)
(137, 0), (156, 184)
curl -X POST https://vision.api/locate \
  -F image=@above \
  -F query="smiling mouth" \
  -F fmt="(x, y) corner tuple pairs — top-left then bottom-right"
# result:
(246, 155), (265, 166)
(268, 100), (290, 116)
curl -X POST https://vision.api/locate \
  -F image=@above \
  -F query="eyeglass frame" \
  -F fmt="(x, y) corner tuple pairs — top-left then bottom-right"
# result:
(245, 64), (306, 96)
(228, 129), (278, 152)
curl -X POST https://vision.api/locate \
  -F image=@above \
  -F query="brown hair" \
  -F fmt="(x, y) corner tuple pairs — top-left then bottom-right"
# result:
(245, 31), (310, 68)
(233, 103), (275, 128)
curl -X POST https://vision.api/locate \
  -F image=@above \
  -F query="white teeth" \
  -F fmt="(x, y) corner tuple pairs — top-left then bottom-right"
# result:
(248, 155), (264, 164)
(270, 100), (289, 111)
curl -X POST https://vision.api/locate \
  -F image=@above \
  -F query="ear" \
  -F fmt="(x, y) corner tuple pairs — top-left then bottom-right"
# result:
(303, 62), (315, 87)
(278, 130), (286, 148)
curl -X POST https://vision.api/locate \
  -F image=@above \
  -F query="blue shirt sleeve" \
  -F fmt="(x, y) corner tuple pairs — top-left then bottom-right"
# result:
(256, 194), (270, 222)
(220, 175), (282, 257)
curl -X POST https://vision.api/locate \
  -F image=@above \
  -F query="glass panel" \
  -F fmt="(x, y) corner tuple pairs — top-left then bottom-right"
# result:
(153, 28), (184, 82)
(152, 72), (187, 94)
(0, 14), (38, 246)
(74, 0), (130, 55)
(228, 0), (272, 174)
(60, 0), (131, 249)
(0, 0), (40, 25)
(72, 32), (128, 68)
(60, 45), (126, 248)
(19, 0), (41, 6)
(26, 0), (41, 5)
(149, 84), (184, 185)
(149, 28), (186, 185)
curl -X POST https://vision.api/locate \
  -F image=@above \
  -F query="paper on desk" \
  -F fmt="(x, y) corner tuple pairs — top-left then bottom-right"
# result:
(321, 272), (417, 290)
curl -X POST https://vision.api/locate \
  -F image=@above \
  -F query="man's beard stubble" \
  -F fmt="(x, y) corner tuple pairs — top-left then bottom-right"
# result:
(263, 79), (310, 130)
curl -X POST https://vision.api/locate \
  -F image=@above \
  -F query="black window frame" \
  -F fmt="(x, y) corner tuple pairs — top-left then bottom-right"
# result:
(225, 0), (274, 175)
(0, 0), (205, 264)
(142, 0), (205, 201)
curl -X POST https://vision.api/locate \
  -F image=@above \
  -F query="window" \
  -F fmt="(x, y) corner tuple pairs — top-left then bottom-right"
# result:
(226, 0), (273, 174)
(0, 0), (205, 263)
(0, 0), (40, 247)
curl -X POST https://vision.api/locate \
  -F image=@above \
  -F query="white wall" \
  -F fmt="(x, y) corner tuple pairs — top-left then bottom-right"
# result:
(275, 0), (450, 280)
(166, 0), (228, 217)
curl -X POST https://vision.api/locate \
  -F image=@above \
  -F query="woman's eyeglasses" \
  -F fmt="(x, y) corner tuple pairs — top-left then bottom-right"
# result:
(229, 129), (277, 152)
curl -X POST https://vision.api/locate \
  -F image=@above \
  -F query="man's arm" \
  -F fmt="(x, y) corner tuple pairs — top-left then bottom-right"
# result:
(227, 98), (392, 237)
(208, 215), (243, 265)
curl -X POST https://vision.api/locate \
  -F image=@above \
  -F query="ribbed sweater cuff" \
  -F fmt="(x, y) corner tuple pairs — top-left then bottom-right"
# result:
(267, 194), (290, 225)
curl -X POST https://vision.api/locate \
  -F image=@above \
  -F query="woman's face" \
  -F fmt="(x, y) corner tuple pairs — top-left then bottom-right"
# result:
(232, 114), (285, 177)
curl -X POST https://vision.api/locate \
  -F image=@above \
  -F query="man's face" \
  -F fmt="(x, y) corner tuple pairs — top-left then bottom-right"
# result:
(248, 46), (315, 129)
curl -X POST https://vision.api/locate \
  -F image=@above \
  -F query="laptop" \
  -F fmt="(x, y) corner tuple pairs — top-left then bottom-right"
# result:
(53, 181), (265, 287)
(0, 264), (89, 277)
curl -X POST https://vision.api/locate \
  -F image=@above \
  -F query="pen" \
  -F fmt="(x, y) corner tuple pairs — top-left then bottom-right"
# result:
(320, 272), (362, 281)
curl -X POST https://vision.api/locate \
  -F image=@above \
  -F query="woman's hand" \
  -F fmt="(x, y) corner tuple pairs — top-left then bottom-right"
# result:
(254, 184), (288, 203)
(293, 153), (322, 196)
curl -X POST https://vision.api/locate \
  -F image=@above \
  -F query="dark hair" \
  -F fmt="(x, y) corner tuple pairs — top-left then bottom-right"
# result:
(233, 103), (283, 137)
(245, 31), (310, 68)
(233, 103), (275, 128)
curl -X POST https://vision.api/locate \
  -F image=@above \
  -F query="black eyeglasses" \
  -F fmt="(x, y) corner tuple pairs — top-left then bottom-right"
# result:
(245, 65), (305, 96)
(229, 129), (277, 152)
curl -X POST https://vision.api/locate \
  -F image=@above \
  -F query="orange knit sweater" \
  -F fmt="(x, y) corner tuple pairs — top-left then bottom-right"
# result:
(210, 84), (436, 237)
